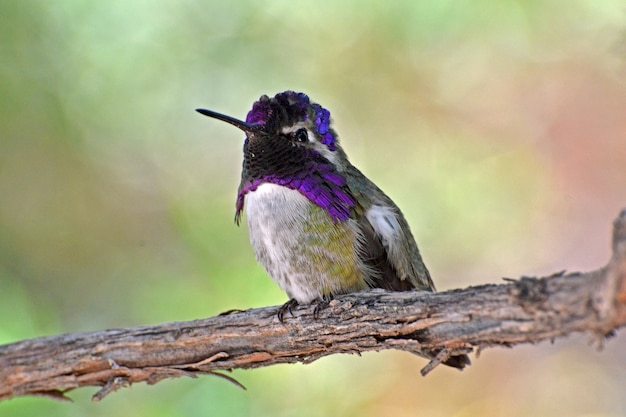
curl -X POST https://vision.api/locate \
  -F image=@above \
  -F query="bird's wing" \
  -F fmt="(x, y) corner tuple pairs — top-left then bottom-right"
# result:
(344, 164), (434, 291)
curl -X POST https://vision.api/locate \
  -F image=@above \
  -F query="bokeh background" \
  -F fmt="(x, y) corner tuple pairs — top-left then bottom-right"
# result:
(1, 1), (625, 416)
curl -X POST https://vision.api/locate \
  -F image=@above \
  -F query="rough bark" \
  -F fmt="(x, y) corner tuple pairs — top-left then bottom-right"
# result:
(2, 209), (626, 402)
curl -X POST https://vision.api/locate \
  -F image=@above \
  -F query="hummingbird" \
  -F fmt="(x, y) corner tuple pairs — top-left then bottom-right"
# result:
(196, 91), (469, 369)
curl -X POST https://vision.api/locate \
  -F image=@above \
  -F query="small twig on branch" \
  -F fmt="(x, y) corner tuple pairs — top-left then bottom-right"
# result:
(2, 209), (626, 403)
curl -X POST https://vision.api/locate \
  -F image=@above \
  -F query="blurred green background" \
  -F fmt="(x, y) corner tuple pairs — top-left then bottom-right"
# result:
(1, 1), (625, 416)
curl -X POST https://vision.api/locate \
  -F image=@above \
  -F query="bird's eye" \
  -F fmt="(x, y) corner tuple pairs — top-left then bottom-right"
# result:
(295, 128), (308, 143)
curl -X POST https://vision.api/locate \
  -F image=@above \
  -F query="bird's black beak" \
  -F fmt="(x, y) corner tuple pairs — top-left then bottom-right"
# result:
(196, 108), (259, 135)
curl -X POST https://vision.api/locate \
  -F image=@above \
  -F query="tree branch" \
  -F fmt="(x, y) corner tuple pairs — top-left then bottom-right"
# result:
(2, 209), (626, 402)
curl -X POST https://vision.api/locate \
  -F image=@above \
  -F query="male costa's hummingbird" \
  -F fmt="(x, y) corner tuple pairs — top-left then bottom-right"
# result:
(196, 91), (469, 369)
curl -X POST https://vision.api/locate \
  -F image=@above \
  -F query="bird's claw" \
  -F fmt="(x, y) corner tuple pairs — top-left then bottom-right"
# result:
(277, 299), (298, 323)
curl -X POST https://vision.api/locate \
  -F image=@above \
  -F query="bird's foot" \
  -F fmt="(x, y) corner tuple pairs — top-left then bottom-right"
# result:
(312, 298), (331, 319)
(277, 298), (299, 323)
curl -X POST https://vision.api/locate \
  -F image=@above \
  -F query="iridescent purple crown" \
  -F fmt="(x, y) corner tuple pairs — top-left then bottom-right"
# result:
(245, 91), (337, 151)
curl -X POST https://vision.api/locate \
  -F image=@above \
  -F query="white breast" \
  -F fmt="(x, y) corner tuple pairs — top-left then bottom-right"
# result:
(245, 183), (312, 265)
(244, 183), (368, 303)
(245, 184), (321, 302)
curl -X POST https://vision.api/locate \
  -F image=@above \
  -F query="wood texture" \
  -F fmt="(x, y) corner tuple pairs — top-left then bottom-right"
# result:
(2, 209), (626, 402)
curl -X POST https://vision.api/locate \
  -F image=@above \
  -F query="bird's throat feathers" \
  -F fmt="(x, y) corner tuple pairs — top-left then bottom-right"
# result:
(235, 158), (356, 225)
